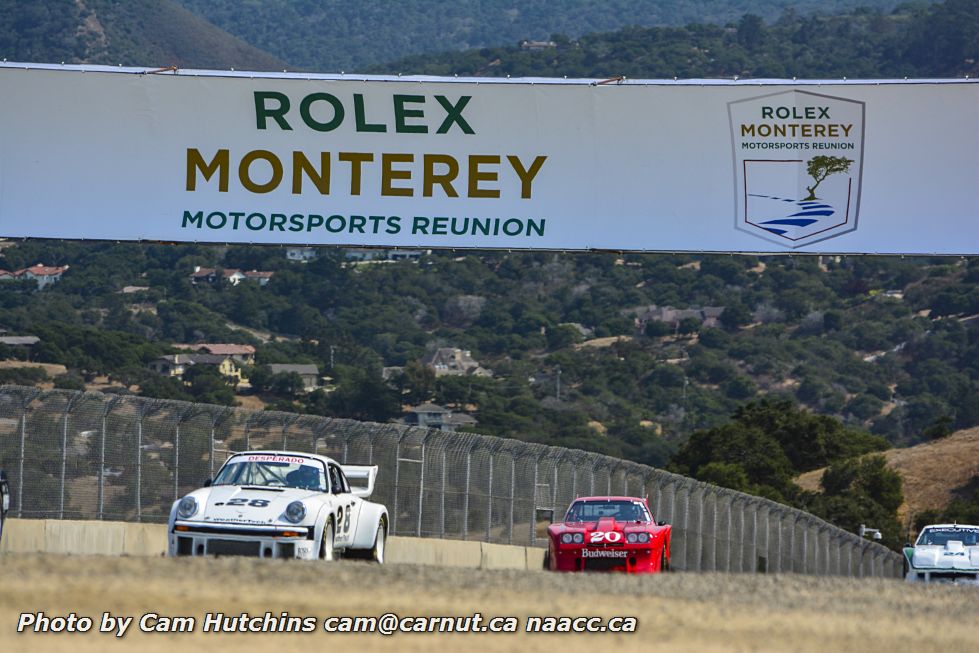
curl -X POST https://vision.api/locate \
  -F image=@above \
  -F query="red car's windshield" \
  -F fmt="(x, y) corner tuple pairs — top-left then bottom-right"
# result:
(565, 500), (651, 523)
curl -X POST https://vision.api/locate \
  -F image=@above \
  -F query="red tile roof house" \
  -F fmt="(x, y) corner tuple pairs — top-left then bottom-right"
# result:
(0, 264), (69, 289)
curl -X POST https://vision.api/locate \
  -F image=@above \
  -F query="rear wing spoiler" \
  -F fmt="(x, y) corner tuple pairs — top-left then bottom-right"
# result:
(341, 465), (378, 499)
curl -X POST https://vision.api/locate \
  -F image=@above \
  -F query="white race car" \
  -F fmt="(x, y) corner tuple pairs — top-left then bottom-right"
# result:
(168, 451), (388, 562)
(904, 523), (979, 583)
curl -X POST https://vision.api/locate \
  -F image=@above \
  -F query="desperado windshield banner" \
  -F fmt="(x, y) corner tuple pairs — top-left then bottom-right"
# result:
(0, 64), (976, 254)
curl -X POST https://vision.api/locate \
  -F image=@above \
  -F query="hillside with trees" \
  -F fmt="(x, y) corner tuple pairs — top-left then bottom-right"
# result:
(0, 0), (288, 70)
(373, 0), (979, 78)
(176, 0), (906, 73)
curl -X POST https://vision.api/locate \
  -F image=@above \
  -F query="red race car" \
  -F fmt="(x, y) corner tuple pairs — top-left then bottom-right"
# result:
(546, 496), (671, 573)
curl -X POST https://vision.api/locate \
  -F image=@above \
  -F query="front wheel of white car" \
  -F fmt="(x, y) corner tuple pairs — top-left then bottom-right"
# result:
(320, 520), (336, 561)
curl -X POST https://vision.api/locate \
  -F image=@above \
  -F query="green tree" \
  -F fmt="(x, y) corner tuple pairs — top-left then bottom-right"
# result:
(398, 360), (436, 405)
(811, 455), (903, 547)
(183, 366), (237, 406)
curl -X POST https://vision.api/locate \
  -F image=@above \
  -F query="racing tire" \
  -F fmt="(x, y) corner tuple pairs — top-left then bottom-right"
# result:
(346, 519), (387, 562)
(370, 519), (386, 564)
(543, 550), (551, 570)
(320, 520), (337, 562)
(660, 548), (671, 573)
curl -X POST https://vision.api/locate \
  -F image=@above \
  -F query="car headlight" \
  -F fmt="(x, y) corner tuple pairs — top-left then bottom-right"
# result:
(284, 500), (306, 524)
(572, 532), (584, 544)
(627, 533), (638, 543)
(637, 532), (650, 543)
(176, 496), (198, 519)
(561, 533), (573, 544)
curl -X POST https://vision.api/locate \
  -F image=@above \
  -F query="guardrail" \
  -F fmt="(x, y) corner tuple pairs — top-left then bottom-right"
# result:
(0, 385), (901, 576)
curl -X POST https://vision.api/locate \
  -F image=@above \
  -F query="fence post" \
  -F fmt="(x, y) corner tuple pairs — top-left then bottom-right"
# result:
(393, 432), (402, 535)
(416, 438), (426, 538)
(463, 448), (471, 540)
(59, 394), (81, 520)
(771, 505), (780, 574)
(440, 447), (447, 539)
(98, 405), (107, 519)
(18, 409), (27, 517)
(508, 456), (515, 545)
(802, 519), (809, 574)
(243, 412), (254, 450)
(487, 451), (494, 542)
(206, 407), (232, 477)
(173, 405), (194, 502)
(530, 456), (539, 547)
(136, 409), (143, 522)
(569, 453), (577, 501)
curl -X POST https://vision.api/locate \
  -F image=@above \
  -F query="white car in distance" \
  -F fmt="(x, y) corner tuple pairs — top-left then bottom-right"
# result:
(904, 523), (979, 584)
(168, 451), (388, 562)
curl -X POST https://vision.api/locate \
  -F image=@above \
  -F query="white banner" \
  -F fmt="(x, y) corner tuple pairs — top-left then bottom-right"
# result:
(0, 64), (977, 254)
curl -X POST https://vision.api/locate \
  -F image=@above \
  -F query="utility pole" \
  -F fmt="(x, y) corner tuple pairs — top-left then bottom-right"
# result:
(555, 366), (562, 401)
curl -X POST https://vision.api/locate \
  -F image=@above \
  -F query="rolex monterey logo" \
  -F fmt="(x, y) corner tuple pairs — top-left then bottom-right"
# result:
(729, 90), (864, 248)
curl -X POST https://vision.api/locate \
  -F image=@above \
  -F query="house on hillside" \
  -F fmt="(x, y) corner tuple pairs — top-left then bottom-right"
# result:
(628, 304), (726, 332)
(286, 247), (318, 262)
(0, 335), (40, 359)
(173, 343), (256, 365)
(343, 248), (428, 262)
(421, 348), (492, 377)
(402, 402), (478, 432)
(149, 353), (244, 385)
(190, 266), (273, 286)
(0, 264), (69, 289)
(520, 40), (557, 50)
(268, 363), (320, 392)
(242, 270), (273, 286)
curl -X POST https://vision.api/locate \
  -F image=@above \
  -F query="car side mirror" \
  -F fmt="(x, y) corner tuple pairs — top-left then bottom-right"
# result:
(657, 520), (667, 526)
(203, 478), (212, 487)
(904, 542), (912, 548)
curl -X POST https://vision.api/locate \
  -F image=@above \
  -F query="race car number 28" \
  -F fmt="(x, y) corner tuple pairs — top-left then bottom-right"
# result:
(590, 531), (622, 543)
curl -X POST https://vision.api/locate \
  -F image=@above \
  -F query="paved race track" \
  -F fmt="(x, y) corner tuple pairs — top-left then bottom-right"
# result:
(1, 554), (976, 652)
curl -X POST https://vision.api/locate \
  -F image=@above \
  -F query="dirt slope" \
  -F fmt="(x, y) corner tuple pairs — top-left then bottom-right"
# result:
(795, 427), (979, 524)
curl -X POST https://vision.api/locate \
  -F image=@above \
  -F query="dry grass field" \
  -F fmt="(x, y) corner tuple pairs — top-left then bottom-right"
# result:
(796, 426), (979, 524)
(1, 554), (976, 653)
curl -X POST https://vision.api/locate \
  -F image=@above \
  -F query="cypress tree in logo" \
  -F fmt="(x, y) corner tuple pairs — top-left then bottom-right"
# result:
(804, 155), (853, 201)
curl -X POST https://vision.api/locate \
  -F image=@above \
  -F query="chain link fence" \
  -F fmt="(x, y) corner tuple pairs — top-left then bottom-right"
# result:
(0, 385), (901, 576)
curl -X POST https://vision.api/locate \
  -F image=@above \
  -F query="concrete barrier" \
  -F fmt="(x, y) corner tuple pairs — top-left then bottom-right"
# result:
(1, 519), (542, 570)
(1, 517), (45, 553)
(480, 541), (530, 570)
(387, 535), (484, 567)
(1, 519), (168, 557)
